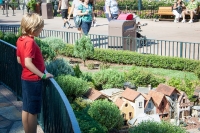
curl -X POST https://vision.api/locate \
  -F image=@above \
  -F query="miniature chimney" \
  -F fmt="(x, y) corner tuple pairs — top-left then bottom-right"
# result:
(148, 84), (151, 90)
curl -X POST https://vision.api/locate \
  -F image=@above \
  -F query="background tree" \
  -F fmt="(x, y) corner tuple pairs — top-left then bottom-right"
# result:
(74, 36), (94, 66)
(88, 99), (123, 131)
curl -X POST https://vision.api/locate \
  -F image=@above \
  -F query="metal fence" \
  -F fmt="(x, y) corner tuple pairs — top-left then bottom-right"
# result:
(0, 39), (81, 133)
(1, 24), (200, 60)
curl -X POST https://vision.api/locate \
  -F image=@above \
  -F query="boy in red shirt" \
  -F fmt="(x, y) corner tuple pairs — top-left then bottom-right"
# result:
(16, 13), (53, 133)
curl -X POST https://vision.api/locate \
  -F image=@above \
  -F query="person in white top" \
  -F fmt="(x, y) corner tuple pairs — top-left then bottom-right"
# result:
(68, 0), (82, 33)
(58, 0), (71, 28)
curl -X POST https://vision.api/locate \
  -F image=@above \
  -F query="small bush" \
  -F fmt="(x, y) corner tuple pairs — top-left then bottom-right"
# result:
(0, 31), (3, 39)
(99, 62), (110, 70)
(56, 75), (89, 99)
(34, 37), (56, 61)
(129, 121), (187, 133)
(45, 58), (75, 77)
(73, 64), (82, 78)
(42, 37), (66, 54)
(125, 67), (166, 88)
(92, 69), (125, 90)
(87, 63), (95, 70)
(3, 32), (18, 46)
(194, 65), (200, 80)
(88, 99), (123, 131)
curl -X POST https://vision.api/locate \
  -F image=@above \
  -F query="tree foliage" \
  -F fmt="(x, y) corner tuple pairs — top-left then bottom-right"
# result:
(74, 36), (94, 66)
(129, 121), (187, 133)
(88, 99), (123, 131)
(167, 77), (195, 99)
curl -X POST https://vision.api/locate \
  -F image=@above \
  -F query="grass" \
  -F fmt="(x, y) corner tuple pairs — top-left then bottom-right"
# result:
(110, 65), (198, 81)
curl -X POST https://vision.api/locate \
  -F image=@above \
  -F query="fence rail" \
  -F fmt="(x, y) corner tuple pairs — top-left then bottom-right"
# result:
(1, 24), (200, 60)
(0, 39), (81, 133)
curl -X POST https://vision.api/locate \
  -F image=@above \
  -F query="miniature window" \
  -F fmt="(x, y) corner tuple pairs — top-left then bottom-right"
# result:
(162, 101), (164, 106)
(129, 112), (132, 117)
(139, 102), (142, 108)
(125, 103), (128, 107)
(148, 103), (151, 108)
(183, 99), (185, 103)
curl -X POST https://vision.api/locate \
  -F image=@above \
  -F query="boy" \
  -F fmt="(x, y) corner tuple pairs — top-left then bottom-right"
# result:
(16, 13), (53, 133)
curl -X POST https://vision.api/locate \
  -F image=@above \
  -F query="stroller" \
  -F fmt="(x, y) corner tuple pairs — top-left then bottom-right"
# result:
(133, 13), (148, 48)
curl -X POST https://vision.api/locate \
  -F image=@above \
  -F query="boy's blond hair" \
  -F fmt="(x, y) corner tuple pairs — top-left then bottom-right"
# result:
(21, 13), (44, 36)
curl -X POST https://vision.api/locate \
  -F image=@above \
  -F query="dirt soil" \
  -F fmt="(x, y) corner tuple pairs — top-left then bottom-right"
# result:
(63, 56), (132, 73)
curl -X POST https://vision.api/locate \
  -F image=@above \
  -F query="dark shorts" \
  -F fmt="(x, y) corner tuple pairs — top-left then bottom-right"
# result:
(81, 21), (92, 35)
(61, 9), (68, 19)
(21, 79), (43, 114)
(105, 13), (118, 22)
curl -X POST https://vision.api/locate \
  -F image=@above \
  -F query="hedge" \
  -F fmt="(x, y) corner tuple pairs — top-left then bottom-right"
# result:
(61, 44), (200, 72)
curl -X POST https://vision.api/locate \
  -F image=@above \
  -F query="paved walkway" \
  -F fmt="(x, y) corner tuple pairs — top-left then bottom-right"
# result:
(0, 85), (43, 133)
(0, 9), (200, 133)
(0, 9), (200, 43)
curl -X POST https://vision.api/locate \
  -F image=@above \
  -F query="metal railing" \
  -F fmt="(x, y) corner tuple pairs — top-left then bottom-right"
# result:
(0, 39), (81, 133)
(1, 24), (200, 60)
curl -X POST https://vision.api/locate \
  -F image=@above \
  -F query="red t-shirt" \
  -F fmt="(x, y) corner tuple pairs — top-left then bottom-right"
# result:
(16, 36), (45, 81)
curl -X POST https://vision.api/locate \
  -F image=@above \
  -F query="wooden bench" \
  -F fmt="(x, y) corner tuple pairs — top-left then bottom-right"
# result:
(155, 6), (200, 21)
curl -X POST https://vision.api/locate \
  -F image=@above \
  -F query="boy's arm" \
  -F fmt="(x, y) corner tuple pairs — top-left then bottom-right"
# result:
(25, 58), (44, 78)
(17, 56), (21, 64)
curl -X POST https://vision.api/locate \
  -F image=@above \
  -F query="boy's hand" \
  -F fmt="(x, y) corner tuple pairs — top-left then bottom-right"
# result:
(45, 73), (54, 79)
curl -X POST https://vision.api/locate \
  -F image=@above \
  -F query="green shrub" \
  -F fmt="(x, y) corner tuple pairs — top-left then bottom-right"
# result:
(73, 64), (82, 78)
(74, 36), (94, 66)
(92, 69), (125, 90)
(64, 45), (200, 72)
(88, 99), (123, 131)
(46, 58), (74, 77)
(87, 63), (95, 70)
(129, 121), (187, 133)
(80, 72), (93, 82)
(99, 62), (110, 70)
(0, 31), (3, 39)
(34, 37), (56, 61)
(194, 65), (200, 80)
(56, 75), (89, 99)
(42, 37), (66, 54)
(125, 67), (166, 88)
(73, 107), (107, 133)
(3, 32), (17, 46)
(167, 77), (195, 99)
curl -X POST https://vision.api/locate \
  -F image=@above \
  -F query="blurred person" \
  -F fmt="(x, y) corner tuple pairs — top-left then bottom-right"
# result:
(77, 0), (96, 35)
(57, 0), (72, 28)
(172, 0), (185, 23)
(181, 0), (198, 23)
(67, 0), (82, 33)
(104, 0), (119, 21)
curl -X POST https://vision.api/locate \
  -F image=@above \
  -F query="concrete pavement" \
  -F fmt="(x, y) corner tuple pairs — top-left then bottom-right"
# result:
(0, 9), (200, 133)
(0, 85), (43, 133)
(0, 9), (200, 43)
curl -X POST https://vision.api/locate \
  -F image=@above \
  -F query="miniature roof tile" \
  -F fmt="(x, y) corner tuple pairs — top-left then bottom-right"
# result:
(156, 83), (179, 96)
(84, 88), (106, 101)
(121, 88), (140, 101)
(114, 98), (124, 108)
(148, 90), (165, 106)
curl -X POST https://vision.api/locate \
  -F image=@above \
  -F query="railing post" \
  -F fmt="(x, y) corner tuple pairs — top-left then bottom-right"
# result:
(98, 35), (100, 48)
(180, 42), (183, 58)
